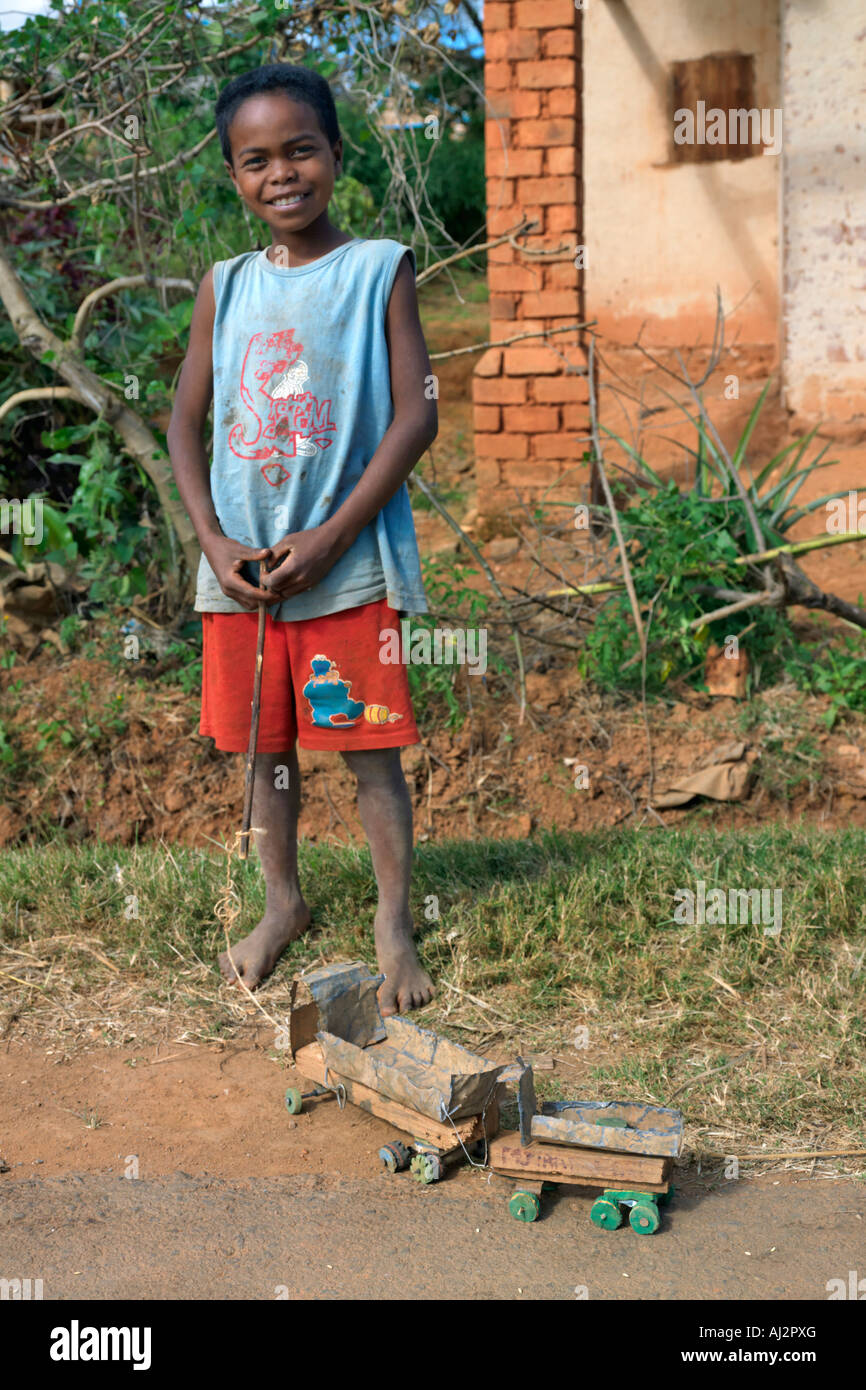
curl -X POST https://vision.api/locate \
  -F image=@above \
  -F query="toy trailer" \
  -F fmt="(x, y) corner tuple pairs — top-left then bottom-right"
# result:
(285, 962), (506, 1183)
(487, 1063), (683, 1232)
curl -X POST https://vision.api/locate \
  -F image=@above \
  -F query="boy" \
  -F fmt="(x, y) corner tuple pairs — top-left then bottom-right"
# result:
(167, 65), (436, 1016)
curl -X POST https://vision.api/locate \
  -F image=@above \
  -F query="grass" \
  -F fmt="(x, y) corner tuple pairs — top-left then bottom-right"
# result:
(1, 824), (865, 1171)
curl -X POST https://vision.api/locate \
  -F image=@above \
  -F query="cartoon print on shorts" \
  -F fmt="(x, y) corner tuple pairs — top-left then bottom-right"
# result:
(227, 328), (336, 487)
(303, 654), (404, 729)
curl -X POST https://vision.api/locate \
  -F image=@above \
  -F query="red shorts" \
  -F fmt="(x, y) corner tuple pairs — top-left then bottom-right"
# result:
(199, 597), (421, 753)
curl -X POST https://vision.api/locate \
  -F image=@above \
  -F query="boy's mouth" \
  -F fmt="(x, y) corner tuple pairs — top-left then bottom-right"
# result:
(267, 190), (311, 210)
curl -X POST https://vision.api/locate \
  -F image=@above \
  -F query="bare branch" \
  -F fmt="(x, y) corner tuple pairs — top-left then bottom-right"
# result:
(0, 385), (77, 423)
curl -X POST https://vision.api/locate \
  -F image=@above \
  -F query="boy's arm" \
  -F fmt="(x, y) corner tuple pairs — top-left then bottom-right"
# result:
(167, 269), (273, 611)
(263, 252), (438, 599)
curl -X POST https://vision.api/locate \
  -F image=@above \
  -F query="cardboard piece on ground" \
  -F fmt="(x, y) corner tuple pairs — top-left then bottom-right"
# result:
(650, 740), (753, 808)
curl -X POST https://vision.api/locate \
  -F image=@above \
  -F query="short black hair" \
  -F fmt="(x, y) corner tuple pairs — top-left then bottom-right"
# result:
(215, 64), (340, 165)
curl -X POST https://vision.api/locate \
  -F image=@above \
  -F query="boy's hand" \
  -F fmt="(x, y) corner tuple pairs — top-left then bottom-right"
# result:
(203, 534), (275, 611)
(262, 526), (343, 600)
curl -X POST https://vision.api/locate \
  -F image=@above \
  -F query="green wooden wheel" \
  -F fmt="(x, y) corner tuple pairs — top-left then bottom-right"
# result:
(508, 1190), (541, 1222)
(410, 1152), (442, 1184)
(629, 1200), (660, 1234)
(590, 1196), (623, 1230)
(284, 1087), (303, 1115)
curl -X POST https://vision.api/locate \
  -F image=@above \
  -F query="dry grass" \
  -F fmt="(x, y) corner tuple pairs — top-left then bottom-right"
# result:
(2, 824), (865, 1182)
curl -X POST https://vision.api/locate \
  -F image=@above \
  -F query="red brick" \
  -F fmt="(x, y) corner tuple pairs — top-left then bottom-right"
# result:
(490, 294), (517, 319)
(474, 405), (501, 432)
(547, 87), (578, 117)
(488, 241), (516, 264)
(503, 404), (560, 431)
(485, 61), (512, 90)
(516, 175), (577, 206)
(542, 28), (577, 58)
(489, 265), (540, 293)
(507, 315), (546, 333)
(486, 146), (543, 177)
(546, 145), (577, 175)
(514, 0), (577, 27)
(504, 347), (563, 375)
(563, 404), (591, 430)
(492, 316), (541, 342)
(476, 432), (529, 459)
(488, 206), (544, 239)
(547, 323), (581, 343)
(486, 29), (539, 61)
(502, 461), (565, 489)
(532, 433), (585, 459)
(543, 260), (580, 289)
(487, 89), (542, 119)
(483, 2), (512, 29)
(474, 348), (502, 378)
(533, 375), (589, 403)
(485, 117), (511, 148)
(486, 206), (523, 235)
(547, 203), (579, 232)
(516, 59), (576, 89)
(473, 376), (528, 404)
(516, 118), (576, 148)
(520, 290), (580, 317)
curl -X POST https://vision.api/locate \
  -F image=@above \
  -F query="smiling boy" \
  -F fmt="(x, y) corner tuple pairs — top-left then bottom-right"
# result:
(167, 65), (436, 1015)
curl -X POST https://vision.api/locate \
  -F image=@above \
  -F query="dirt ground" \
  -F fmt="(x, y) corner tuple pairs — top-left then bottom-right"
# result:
(1, 1034), (862, 1301)
(5, 641), (866, 855)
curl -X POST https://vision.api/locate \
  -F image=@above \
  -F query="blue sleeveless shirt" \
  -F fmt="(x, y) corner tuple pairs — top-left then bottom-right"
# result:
(194, 237), (429, 620)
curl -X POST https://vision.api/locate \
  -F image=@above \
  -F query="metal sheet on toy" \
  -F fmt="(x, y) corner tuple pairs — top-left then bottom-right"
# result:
(317, 1016), (507, 1122)
(296, 961), (386, 1049)
(529, 1100), (683, 1157)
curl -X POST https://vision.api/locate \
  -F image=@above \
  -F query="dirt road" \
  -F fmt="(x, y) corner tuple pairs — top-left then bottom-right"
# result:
(1, 1039), (862, 1301)
(1, 1168), (862, 1300)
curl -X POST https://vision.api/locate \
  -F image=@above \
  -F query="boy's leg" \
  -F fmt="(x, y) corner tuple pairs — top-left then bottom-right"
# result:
(339, 746), (433, 1017)
(219, 747), (310, 989)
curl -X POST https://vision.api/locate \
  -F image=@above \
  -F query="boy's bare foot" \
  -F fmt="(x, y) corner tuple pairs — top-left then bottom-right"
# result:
(375, 911), (434, 1017)
(219, 894), (311, 991)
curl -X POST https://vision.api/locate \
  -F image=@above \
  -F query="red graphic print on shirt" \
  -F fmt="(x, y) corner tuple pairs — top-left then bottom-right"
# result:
(228, 328), (337, 486)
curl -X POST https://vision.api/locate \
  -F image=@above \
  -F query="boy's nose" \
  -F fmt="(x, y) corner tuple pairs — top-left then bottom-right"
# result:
(268, 161), (297, 183)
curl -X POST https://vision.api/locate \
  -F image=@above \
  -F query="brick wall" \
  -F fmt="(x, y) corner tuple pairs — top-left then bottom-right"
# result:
(473, 0), (593, 513)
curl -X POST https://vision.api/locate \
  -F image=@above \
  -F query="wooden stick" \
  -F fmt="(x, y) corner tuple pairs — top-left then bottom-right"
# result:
(239, 561), (267, 862)
(546, 531), (866, 600)
(721, 1148), (866, 1162)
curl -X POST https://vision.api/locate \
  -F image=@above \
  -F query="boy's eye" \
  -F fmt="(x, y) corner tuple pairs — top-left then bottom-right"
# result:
(244, 146), (314, 167)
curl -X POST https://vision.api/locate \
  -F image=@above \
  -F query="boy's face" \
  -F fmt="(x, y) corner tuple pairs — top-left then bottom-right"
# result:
(226, 91), (342, 234)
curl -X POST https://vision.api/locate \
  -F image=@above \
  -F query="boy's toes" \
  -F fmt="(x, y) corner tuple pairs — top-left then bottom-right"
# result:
(218, 950), (238, 984)
(378, 980), (399, 1017)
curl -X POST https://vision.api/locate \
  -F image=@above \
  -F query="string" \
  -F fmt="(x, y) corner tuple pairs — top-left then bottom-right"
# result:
(214, 827), (283, 1034)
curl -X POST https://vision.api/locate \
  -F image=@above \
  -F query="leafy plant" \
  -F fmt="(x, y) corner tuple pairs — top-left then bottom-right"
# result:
(579, 381), (851, 700)
(781, 624), (866, 727)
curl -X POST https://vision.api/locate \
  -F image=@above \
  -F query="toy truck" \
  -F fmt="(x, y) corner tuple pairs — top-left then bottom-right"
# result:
(487, 1061), (683, 1232)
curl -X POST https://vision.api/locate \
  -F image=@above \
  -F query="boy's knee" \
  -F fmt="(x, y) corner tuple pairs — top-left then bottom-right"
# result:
(340, 746), (404, 786)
